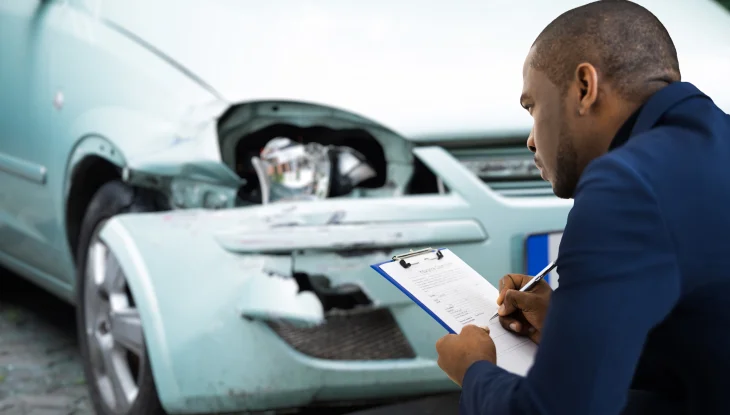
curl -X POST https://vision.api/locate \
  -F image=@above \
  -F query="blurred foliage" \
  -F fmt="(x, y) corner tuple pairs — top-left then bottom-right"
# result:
(717, 0), (730, 11)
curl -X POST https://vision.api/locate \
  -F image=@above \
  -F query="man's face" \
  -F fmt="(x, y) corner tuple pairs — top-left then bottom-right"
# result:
(521, 48), (583, 199)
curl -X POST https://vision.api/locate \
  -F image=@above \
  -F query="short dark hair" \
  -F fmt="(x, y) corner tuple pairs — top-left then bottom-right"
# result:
(531, 0), (681, 102)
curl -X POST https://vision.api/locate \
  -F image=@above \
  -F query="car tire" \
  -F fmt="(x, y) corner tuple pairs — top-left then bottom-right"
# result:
(75, 180), (167, 415)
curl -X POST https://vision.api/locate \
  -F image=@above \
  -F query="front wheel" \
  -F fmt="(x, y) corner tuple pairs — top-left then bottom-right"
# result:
(75, 181), (166, 415)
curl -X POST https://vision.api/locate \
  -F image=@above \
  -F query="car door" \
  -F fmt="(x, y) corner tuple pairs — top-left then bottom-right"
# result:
(0, 0), (76, 284)
(0, 1), (50, 271)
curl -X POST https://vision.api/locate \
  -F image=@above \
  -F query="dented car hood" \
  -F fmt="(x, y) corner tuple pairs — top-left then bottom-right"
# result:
(87, 0), (730, 140)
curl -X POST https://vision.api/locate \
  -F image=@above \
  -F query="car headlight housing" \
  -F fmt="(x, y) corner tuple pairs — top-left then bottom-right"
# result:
(251, 137), (376, 204)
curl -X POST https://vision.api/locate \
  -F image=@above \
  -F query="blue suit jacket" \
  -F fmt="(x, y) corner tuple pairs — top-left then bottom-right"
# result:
(460, 82), (730, 415)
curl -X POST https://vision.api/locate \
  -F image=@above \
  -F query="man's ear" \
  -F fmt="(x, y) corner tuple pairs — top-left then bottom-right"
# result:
(574, 63), (599, 115)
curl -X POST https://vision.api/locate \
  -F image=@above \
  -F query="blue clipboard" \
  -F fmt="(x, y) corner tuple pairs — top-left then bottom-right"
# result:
(370, 247), (457, 334)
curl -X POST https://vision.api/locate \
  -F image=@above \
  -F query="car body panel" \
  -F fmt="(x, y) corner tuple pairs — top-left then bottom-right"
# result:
(0, 0), (218, 298)
(214, 219), (488, 254)
(98, 147), (571, 412)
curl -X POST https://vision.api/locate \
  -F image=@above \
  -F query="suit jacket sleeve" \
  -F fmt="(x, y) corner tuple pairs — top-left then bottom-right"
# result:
(459, 155), (682, 415)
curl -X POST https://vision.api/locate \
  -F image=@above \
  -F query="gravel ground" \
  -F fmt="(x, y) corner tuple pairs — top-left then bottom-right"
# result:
(0, 270), (460, 415)
(0, 270), (92, 415)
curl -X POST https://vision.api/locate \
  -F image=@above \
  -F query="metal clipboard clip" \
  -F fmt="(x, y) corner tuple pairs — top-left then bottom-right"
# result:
(392, 247), (444, 269)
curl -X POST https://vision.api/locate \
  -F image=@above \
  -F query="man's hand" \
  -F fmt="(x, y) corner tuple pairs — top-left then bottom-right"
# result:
(496, 273), (552, 344)
(435, 325), (496, 387)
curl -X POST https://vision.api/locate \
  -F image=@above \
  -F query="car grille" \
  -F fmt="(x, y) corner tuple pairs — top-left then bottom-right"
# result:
(266, 307), (416, 361)
(487, 180), (554, 197)
(448, 146), (554, 198)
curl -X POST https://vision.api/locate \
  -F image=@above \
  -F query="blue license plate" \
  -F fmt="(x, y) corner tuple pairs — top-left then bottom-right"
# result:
(524, 231), (562, 289)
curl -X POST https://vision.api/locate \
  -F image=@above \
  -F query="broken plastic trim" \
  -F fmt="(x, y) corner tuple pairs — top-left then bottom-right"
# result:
(122, 166), (243, 209)
(239, 270), (325, 328)
(294, 273), (373, 312)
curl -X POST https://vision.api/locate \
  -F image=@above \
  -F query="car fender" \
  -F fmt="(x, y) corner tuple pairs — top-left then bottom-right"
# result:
(64, 134), (126, 193)
(66, 98), (227, 168)
(98, 211), (324, 412)
(62, 99), (234, 204)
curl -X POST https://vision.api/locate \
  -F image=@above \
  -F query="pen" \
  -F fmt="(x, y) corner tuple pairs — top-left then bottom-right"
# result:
(488, 261), (557, 322)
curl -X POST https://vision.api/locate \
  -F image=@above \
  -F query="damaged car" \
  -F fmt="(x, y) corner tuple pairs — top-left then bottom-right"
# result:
(1, 0), (728, 414)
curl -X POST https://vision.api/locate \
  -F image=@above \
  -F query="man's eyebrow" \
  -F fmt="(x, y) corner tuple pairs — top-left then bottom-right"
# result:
(519, 93), (531, 108)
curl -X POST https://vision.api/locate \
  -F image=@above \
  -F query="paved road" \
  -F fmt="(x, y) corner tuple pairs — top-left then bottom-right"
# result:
(0, 270), (460, 415)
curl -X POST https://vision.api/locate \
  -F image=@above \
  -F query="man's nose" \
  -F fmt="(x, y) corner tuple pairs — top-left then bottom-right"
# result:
(526, 128), (537, 153)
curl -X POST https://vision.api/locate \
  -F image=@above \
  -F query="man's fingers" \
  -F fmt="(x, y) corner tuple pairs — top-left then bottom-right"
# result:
(497, 274), (522, 304)
(461, 324), (490, 336)
(499, 315), (522, 333)
(502, 288), (535, 315)
(435, 334), (455, 353)
(499, 314), (533, 336)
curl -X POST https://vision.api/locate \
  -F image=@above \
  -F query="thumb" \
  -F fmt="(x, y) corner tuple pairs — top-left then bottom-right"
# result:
(501, 289), (535, 315)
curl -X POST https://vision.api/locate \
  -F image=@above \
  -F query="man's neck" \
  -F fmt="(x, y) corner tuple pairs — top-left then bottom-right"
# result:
(591, 100), (643, 154)
(607, 102), (644, 149)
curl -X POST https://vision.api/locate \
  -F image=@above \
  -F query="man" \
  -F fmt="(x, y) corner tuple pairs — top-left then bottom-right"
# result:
(435, 1), (730, 414)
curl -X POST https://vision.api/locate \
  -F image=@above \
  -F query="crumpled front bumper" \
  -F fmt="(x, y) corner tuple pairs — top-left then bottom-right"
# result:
(99, 146), (572, 414)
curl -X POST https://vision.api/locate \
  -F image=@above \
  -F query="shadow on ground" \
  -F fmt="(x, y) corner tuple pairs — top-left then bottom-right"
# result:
(0, 270), (460, 415)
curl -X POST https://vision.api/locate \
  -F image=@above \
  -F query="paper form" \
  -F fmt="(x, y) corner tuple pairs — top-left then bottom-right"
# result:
(377, 249), (537, 376)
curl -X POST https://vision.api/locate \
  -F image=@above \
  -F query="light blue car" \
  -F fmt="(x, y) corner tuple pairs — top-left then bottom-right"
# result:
(1, 0), (728, 414)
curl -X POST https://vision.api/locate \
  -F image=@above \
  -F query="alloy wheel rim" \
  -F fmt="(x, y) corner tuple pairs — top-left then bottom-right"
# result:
(84, 222), (144, 413)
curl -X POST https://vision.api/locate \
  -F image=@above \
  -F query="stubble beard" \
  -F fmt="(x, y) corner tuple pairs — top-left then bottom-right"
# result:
(552, 123), (580, 200)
